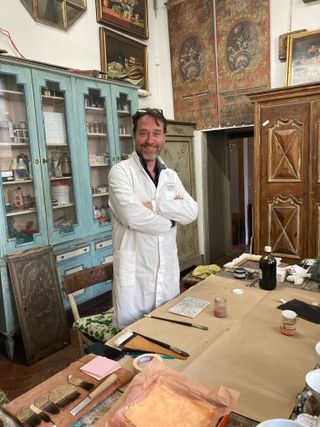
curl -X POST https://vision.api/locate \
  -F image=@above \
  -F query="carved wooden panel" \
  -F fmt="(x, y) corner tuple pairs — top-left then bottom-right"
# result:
(7, 246), (70, 364)
(268, 118), (302, 182)
(268, 195), (301, 258)
(250, 96), (310, 260)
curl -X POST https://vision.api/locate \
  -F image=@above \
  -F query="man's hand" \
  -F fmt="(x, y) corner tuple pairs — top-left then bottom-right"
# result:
(144, 196), (182, 211)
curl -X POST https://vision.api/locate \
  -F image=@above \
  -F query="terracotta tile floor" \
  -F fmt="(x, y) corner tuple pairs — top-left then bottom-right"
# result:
(0, 328), (81, 402)
(0, 249), (243, 403)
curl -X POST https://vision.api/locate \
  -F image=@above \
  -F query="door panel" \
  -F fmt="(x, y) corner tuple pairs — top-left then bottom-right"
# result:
(259, 102), (309, 259)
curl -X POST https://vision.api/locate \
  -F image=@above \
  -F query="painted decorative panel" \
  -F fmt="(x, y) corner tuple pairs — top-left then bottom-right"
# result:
(268, 119), (302, 182)
(268, 195), (301, 258)
(215, 0), (270, 126)
(166, 0), (219, 129)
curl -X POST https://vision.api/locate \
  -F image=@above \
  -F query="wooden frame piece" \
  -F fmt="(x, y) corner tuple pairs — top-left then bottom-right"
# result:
(286, 29), (320, 86)
(7, 246), (70, 364)
(278, 29), (307, 61)
(96, 0), (148, 40)
(99, 28), (148, 91)
(223, 253), (261, 272)
(223, 252), (282, 272)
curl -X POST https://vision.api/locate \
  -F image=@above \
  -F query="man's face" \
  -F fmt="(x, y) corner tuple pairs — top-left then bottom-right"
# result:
(134, 115), (165, 161)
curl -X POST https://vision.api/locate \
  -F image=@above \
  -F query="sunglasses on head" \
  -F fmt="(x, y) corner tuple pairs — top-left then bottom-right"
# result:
(136, 108), (164, 115)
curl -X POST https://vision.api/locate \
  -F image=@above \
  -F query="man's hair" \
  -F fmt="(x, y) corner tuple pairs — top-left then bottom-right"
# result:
(132, 108), (168, 134)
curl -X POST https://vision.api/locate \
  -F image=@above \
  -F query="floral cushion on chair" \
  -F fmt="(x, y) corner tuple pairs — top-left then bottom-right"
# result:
(73, 307), (118, 342)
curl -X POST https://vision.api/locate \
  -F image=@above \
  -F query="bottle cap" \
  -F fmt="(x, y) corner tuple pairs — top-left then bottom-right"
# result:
(264, 245), (272, 252)
(282, 310), (297, 320)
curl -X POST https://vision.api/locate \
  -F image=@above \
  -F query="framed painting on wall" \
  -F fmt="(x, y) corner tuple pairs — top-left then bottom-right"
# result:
(99, 28), (148, 90)
(96, 0), (148, 39)
(286, 29), (320, 86)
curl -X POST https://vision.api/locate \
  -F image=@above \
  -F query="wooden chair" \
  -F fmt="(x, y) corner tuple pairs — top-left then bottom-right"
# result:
(62, 262), (116, 355)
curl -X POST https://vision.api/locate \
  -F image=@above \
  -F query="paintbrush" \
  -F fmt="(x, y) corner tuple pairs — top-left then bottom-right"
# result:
(30, 404), (57, 426)
(144, 314), (208, 330)
(16, 407), (42, 427)
(67, 374), (94, 391)
(33, 395), (60, 415)
(49, 384), (80, 408)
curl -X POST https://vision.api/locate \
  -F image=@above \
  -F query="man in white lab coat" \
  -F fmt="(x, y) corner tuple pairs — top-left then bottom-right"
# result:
(108, 108), (198, 330)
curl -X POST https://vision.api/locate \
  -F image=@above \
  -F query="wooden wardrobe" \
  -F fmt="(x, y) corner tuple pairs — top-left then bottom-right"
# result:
(249, 83), (320, 261)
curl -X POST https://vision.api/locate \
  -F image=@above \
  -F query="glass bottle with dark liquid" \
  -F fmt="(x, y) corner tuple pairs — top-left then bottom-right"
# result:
(259, 245), (277, 290)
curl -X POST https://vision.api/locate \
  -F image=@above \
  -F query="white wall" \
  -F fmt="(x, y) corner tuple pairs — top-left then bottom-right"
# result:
(270, 0), (320, 88)
(0, 0), (174, 116)
(1, 0), (320, 257)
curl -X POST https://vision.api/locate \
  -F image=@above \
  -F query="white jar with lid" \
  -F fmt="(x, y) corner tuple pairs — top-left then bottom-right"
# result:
(280, 310), (297, 336)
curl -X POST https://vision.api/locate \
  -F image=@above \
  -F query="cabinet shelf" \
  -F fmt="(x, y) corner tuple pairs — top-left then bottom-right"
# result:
(119, 134), (132, 138)
(92, 192), (109, 198)
(117, 110), (131, 116)
(90, 163), (109, 167)
(6, 207), (36, 217)
(85, 106), (104, 111)
(0, 89), (24, 96)
(0, 142), (29, 146)
(53, 203), (74, 209)
(42, 95), (64, 100)
(87, 132), (107, 137)
(46, 143), (68, 147)
(3, 179), (33, 186)
(50, 176), (72, 181)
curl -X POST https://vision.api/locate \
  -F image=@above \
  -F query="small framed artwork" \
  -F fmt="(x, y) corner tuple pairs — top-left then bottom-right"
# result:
(99, 28), (148, 90)
(96, 0), (148, 40)
(286, 29), (320, 86)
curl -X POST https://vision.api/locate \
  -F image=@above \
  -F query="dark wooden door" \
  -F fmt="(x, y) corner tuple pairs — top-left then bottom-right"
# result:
(310, 100), (320, 258)
(258, 101), (310, 260)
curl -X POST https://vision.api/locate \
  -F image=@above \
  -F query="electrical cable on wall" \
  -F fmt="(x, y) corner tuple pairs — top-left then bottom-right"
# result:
(0, 28), (24, 58)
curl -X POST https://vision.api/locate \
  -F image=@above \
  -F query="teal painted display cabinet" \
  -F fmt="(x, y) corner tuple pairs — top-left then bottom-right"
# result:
(0, 56), (138, 358)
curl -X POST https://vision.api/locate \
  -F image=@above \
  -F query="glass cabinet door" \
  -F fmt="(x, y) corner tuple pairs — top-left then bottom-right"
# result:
(0, 66), (47, 252)
(84, 88), (111, 225)
(113, 90), (137, 161)
(32, 70), (83, 243)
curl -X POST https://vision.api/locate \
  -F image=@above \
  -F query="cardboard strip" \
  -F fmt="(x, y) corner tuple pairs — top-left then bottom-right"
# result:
(121, 335), (188, 360)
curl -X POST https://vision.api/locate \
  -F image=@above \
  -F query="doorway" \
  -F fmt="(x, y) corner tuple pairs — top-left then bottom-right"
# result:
(204, 126), (254, 263)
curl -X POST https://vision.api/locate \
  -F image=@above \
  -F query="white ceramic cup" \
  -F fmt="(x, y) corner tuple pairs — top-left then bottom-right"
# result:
(256, 419), (303, 427)
(315, 341), (320, 368)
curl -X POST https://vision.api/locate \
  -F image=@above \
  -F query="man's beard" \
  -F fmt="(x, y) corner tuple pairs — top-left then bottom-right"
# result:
(137, 144), (161, 161)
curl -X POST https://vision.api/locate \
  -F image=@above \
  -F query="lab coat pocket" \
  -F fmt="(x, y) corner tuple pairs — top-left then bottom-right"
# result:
(113, 250), (136, 287)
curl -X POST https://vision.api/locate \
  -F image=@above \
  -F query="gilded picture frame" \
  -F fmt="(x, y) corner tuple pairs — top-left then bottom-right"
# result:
(99, 28), (148, 90)
(96, 0), (148, 40)
(286, 29), (320, 86)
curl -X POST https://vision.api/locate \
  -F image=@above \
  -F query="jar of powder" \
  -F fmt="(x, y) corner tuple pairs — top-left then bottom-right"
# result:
(214, 296), (227, 318)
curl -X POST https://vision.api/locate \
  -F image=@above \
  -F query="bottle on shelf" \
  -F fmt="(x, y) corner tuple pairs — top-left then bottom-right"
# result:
(259, 246), (277, 290)
(61, 152), (71, 176)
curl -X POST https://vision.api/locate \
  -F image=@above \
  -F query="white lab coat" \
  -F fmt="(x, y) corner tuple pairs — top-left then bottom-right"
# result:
(108, 151), (198, 330)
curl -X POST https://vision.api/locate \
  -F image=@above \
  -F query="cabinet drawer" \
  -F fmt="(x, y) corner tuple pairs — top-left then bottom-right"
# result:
(56, 245), (90, 262)
(95, 239), (112, 251)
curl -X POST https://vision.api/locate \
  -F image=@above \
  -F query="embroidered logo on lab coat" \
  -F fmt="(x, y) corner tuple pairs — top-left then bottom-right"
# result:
(167, 182), (176, 191)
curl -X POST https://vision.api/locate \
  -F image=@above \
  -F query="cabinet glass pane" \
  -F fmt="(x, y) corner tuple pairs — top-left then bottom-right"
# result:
(116, 93), (134, 160)
(84, 89), (110, 224)
(0, 73), (39, 244)
(41, 81), (77, 233)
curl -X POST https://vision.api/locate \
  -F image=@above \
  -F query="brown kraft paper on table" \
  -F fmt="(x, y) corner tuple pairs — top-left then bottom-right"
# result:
(180, 278), (320, 422)
(108, 275), (320, 422)
(4, 354), (134, 427)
